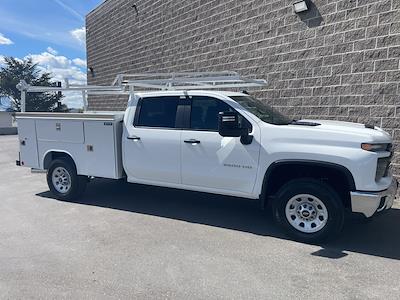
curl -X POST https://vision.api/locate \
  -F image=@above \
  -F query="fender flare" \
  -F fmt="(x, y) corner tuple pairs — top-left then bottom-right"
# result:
(42, 150), (76, 170)
(260, 159), (356, 208)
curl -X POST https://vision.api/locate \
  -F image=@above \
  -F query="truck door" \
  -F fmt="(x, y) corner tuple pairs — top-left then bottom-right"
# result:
(181, 96), (261, 195)
(123, 96), (182, 184)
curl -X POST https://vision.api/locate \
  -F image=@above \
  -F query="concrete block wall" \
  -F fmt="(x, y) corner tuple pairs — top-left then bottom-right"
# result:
(86, 0), (400, 175)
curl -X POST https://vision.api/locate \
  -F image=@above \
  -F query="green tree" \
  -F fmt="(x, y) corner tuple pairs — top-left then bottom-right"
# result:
(0, 56), (66, 112)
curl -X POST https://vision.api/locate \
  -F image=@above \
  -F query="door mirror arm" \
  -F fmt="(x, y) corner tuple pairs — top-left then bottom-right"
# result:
(240, 133), (253, 145)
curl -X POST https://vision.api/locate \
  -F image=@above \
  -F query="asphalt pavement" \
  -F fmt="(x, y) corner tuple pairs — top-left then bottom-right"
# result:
(1, 135), (400, 299)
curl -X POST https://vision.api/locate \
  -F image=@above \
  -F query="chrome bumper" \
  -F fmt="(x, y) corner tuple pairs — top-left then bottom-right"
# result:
(350, 179), (398, 217)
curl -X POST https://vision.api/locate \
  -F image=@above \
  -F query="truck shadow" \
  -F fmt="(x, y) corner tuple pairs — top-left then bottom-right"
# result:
(37, 178), (400, 260)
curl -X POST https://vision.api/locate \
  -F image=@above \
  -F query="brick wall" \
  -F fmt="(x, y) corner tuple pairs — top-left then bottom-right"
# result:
(86, 0), (400, 175)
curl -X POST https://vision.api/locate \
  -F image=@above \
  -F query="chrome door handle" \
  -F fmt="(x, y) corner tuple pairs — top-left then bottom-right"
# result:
(184, 139), (200, 144)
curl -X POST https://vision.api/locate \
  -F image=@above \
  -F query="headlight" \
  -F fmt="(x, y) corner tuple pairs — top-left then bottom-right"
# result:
(361, 143), (391, 152)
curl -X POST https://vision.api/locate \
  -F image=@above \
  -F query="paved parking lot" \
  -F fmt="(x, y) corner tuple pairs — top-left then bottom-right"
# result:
(1, 135), (400, 299)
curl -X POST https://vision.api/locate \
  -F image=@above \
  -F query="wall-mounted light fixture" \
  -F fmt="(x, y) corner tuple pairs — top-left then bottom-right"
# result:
(132, 3), (139, 16)
(88, 67), (95, 77)
(293, 1), (308, 13)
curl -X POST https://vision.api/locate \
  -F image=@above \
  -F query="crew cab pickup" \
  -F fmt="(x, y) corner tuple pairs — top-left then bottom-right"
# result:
(15, 76), (398, 242)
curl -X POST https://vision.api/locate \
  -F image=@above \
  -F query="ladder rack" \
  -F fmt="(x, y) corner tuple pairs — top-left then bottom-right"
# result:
(111, 72), (267, 91)
(17, 71), (267, 112)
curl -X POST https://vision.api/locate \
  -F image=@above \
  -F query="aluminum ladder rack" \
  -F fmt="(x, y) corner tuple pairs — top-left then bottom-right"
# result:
(17, 71), (267, 112)
(111, 71), (267, 91)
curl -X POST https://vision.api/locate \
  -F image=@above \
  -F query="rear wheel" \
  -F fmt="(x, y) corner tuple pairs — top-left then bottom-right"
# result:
(273, 178), (344, 243)
(47, 159), (87, 200)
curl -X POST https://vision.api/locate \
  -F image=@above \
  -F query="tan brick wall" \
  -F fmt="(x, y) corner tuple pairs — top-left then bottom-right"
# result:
(86, 0), (400, 174)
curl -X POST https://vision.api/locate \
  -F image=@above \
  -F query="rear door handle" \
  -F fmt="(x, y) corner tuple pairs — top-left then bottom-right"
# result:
(127, 135), (141, 141)
(184, 139), (201, 144)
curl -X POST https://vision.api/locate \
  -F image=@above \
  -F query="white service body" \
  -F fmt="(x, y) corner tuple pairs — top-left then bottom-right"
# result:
(17, 112), (124, 179)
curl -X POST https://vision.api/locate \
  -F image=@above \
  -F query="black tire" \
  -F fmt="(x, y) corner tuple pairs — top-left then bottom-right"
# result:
(46, 158), (87, 200)
(273, 178), (344, 243)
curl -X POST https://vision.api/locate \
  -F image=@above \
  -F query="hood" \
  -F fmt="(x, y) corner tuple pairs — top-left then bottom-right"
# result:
(291, 119), (392, 144)
(260, 118), (394, 147)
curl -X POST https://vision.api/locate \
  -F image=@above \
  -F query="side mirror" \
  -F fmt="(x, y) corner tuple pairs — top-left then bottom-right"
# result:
(218, 111), (253, 144)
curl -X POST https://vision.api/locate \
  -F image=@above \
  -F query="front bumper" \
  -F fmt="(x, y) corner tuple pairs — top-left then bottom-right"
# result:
(350, 179), (398, 217)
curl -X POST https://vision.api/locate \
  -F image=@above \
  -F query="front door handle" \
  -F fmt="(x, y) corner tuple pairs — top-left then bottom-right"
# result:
(184, 139), (201, 144)
(127, 135), (141, 141)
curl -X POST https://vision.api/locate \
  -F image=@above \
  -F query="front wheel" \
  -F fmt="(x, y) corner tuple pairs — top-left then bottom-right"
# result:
(273, 178), (344, 243)
(47, 159), (87, 200)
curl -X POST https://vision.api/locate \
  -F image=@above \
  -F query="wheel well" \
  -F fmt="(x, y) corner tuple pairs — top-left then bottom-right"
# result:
(262, 161), (355, 209)
(43, 152), (76, 170)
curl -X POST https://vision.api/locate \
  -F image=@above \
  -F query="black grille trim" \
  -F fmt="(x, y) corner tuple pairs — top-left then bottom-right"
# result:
(376, 157), (391, 181)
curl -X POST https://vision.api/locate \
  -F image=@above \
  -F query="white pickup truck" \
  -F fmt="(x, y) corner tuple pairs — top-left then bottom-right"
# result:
(15, 73), (397, 242)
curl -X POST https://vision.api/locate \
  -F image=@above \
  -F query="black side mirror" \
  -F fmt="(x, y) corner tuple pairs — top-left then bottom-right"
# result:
(218, 111), (253, 144)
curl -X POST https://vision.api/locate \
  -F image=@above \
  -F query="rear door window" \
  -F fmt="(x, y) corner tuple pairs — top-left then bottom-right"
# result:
(136, 96), (180, 128)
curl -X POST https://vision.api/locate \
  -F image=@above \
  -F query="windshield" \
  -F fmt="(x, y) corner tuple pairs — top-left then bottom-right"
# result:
(230, 95), (292, 125)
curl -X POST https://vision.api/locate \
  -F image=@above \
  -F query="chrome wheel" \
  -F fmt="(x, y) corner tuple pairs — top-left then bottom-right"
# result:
(51, 167), (71, 194)
(285, 194), (328, 233)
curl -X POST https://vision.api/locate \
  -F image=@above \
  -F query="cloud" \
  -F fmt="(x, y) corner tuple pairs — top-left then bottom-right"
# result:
(70, 27), (86, 45)
(53, 0), (84, 22)
(0, 33), (13, 45)
(28, 52), (70, 70)
(46, 47), (58, 55)
(0, 11), (85, 52)
(72, 58), (87, 67)
(25, 49), (88, 108)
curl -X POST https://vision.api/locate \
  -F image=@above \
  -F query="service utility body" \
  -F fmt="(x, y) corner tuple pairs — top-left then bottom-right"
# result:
(15, 72), (398, 242)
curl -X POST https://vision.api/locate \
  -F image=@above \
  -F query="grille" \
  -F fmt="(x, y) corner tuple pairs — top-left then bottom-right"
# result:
(376, 157), (391, 181)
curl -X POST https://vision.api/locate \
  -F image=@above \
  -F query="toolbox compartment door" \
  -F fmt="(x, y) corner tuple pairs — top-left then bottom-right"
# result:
(17, 118), (39, 169)
(82, 120), (118, 178)
(36, 119), (84, 144)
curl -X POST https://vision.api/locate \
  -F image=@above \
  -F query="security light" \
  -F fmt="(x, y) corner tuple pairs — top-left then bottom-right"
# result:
(88, 67), (95, 77)
(293, 1), (308, 13)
